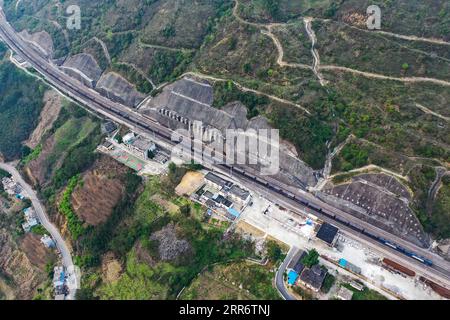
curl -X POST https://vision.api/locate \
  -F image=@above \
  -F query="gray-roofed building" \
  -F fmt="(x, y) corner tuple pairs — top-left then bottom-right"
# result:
(204, 172), (233, 190)
(102, 121), (118, 135)
(349, 281), (364, 291)
(124, 134), (156, 160)
(287, 250), (306, 274)
(98, 140), (114, 152)
(299, 265), (327, 292)
(40, 235), (56, 248)
(22, 207), (39, 232)
(53, 266), (66, 295)
(316, 223), (339, 246)
(229, 185), (251, 206)
(205, 199), (216, 208)
(336, 286), (353, 300)
(201, 190), (214, 202)
(213, 194), (233, 209)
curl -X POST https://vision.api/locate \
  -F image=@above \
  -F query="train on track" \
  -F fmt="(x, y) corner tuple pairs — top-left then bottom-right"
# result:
(1, 24), (434, 269)
(220, 164), (434, 268)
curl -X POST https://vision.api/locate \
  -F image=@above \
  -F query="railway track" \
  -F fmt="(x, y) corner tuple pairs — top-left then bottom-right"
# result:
(1, 13), (450, 288)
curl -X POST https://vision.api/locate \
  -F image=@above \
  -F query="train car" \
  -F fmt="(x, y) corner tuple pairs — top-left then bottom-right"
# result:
(361, 229), (378, 241)
(335, 217), (348, 226)
(396, 246), (409, 255)
(423, 259), (433, 267)
(321, 210), (336, 220)
(271, 185), (282, 193)
(299, 200), (309, 206)
(383, 241), (398, 250)
(233, 167), (245, 174)
(309, 204), (323, 213)
(255, 177), (269, 186)
(381, 239), (401, 252)
(405, 252), (432, 266)
(349, 223), (364, 233)
(411, 255), (425, 263)
(285, 192), (295, 199)
(243, 171), (255, 180)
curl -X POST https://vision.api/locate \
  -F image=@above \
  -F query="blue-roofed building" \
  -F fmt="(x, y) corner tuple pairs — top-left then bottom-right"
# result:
(53, 266), (66, 295)
(227, 207), (240, 220)
(339, 258), (362, 274)
(288, 270), (299, 285)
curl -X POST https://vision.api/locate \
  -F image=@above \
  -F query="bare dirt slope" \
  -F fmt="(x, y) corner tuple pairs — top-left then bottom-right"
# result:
(20, 233), (56, 269)
(25, 90), (62, 149)
(71, 155), (129, 226)
(0, 230), (47, 300)
(25, 135), (57, 186)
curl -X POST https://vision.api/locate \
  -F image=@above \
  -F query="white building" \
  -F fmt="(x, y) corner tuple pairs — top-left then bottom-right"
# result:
(22, 207), (39, 232)
(2, 177), (22, 196)
(122, 132), (136, 144)
(123, 132), (157, 160)
(40, 234), (56, 248)
(53, 266), (66, 296)
(336, 286), (354, 300)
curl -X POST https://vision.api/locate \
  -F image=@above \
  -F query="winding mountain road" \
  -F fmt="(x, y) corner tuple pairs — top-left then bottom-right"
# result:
(0, 162), (78, 300)
(232, 0), (450, 88)
(2, 2), (450, 293)
(182, 71), (311, 114)
(275, 247), (297, 300)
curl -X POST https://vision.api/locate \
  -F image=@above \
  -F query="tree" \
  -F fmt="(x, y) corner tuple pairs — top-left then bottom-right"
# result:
(261, 0), (279, 18)
(161, 24), (176, 38)
(301, 249), (319, 267)
(321, 274), (335, 293)
(180, 205), (191, 217)
(266, 240), (282, 262)
(168, 162), (177, 175)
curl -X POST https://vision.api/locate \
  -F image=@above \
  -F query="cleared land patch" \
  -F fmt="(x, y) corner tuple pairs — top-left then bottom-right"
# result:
(181, 261), (280, 300)
(71, 156), (130, 226)
(175, 171), (205, 196)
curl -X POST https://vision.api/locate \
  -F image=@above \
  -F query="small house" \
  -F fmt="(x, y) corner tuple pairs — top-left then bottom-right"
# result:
(299, 265), (327, 292)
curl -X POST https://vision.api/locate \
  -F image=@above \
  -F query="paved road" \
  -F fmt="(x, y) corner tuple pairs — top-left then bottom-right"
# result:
(0, 162), (77, 300)
(225, 170), (450, 288)
(275, 247), (298, 300)
(1, 5), (450, 289)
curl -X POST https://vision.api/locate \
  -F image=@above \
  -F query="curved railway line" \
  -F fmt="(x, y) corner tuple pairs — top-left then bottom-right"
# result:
(0, 9), (449, 290)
